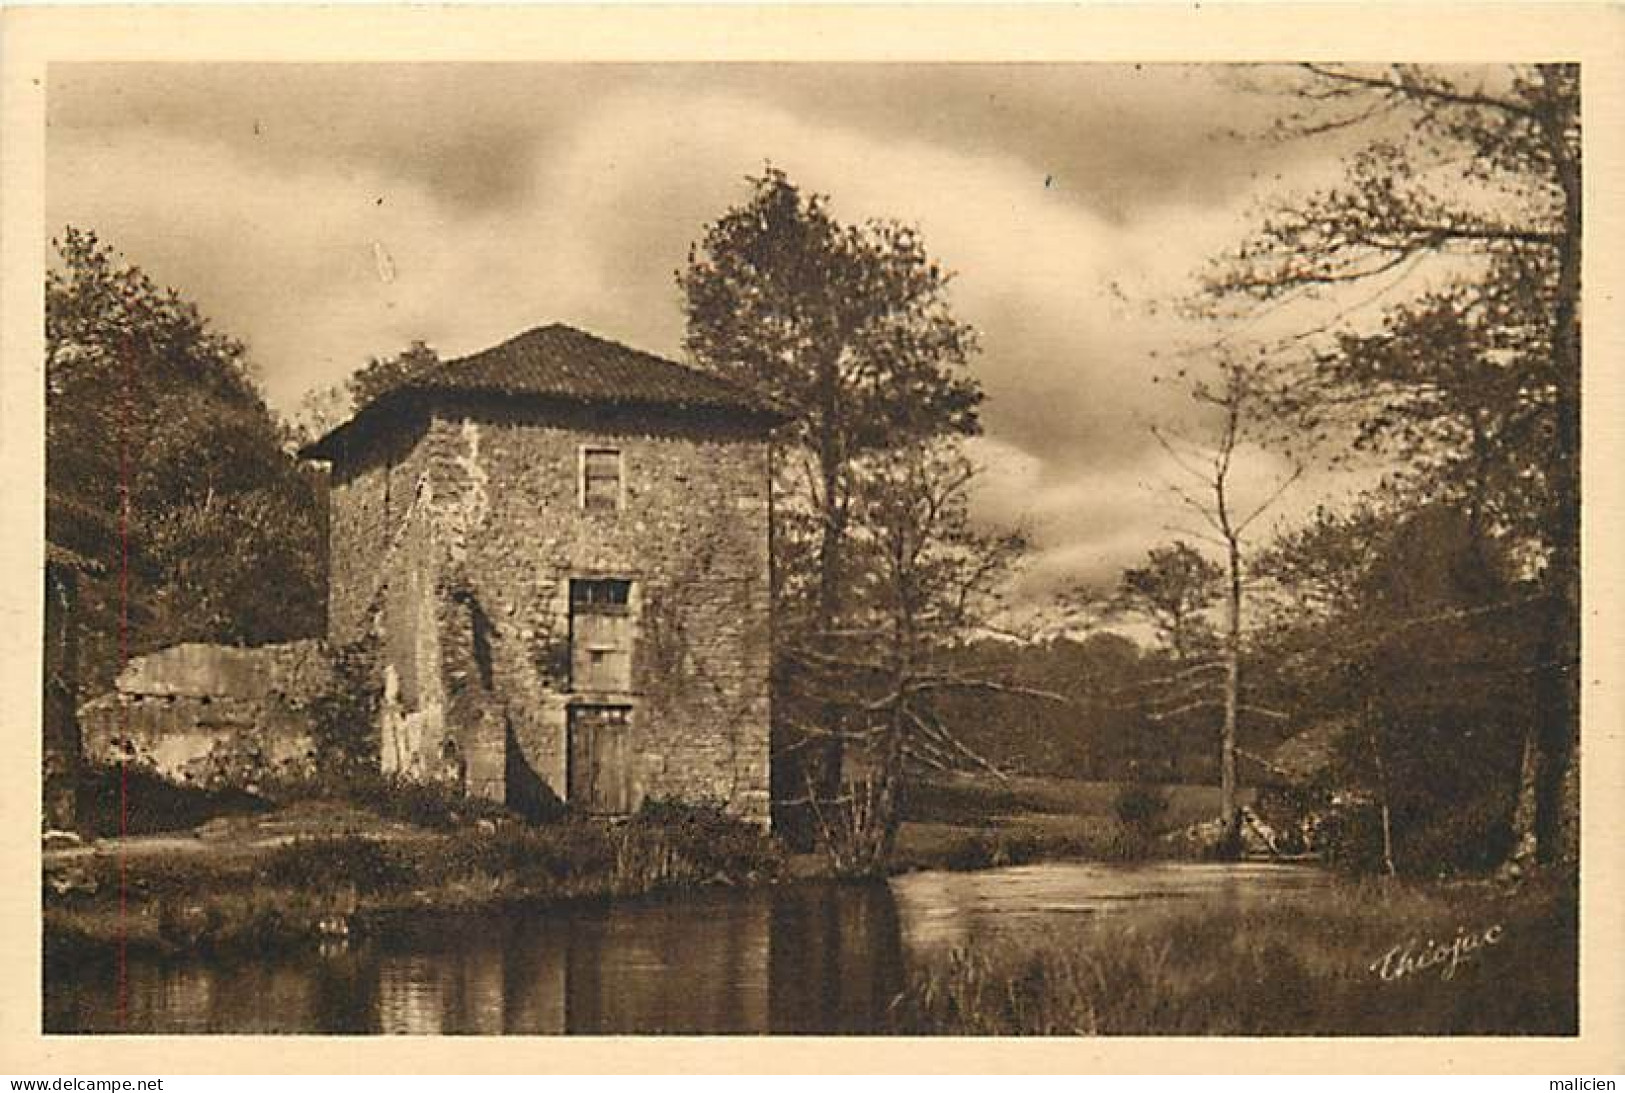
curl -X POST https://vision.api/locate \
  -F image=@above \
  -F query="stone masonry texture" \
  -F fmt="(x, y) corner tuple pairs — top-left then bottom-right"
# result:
(324, 396), (774, 826)
(79, 641), (332, 787)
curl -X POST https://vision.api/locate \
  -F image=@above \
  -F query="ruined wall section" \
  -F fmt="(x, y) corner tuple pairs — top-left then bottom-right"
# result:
(79, 641), (333, 786)
(375, 496), (454, 783)
(424, 404), (772, 825)
(325, 417), (467, 787)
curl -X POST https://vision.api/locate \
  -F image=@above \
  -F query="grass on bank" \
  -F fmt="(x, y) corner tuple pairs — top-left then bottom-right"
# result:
(891, 871), (1577, 1036)
(891, 774), (1237, 872)
(901, 773), (1243, 829)
(44, 800), (782, 961)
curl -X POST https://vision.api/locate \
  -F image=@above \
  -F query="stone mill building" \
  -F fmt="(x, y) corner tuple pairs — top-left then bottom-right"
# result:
(300, 323), (782, 825)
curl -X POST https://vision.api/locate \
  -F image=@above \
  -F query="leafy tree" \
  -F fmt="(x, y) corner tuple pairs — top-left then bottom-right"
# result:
(292, 340), (440, 445)
(349, 340), (439, 408)
(1269, 505), (1540, 875)
(806, 441), (1027, 874)
(1115, 541), (1223, 663)
(1102, 541), (1221, 784)
(1206, 64), (1580, 866)
(1255, 502), (1398, 625)
(45, 227), (326, 691)
(680, 167), (983, 817)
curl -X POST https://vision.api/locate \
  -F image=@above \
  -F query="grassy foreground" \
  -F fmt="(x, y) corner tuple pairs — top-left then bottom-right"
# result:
(891, 871), (1577, 1036)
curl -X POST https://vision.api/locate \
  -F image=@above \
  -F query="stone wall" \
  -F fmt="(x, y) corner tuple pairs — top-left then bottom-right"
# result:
(327, 418), (432, 645)
(327, 399), (773, 825)
(79, 641), (333, 787)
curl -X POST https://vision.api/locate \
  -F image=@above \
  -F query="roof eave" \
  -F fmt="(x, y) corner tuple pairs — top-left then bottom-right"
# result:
(298, 386), (788, 463)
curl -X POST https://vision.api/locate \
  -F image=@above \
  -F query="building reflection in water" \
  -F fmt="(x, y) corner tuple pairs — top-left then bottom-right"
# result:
(376, 954), (445, 1035)
(47, 882), (904, 1035)
(768, 882), (904, 1034)
(48, 863), (1333, 1035)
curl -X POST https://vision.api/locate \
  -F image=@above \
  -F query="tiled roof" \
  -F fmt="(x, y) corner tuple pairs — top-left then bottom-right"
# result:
(301, 323), (783, 460)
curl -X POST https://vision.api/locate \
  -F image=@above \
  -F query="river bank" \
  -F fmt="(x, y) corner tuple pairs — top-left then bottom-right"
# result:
(45, 773), (1226, 963)
(46, 854), (1576, 1035)
(44, 800), (784, 964)
(40, 802), (1089, 963)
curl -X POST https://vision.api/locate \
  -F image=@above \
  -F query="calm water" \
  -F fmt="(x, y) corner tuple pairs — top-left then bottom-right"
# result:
(46, 861), (1330, 1034)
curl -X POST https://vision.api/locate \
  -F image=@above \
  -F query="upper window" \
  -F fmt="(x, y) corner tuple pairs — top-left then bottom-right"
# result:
(570, 578), (632, 609)
(581, 447), (622, 512)
(570, 578), (633, 692)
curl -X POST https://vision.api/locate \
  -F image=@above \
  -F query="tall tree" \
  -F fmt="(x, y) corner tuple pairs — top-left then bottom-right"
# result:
(46, 227), (326, 693)
(1260, 501), (1538, 875)
(1206, 64), (1580, 865)
(1149, 358), (1301, 852)
(680, 168), (983, 817)
(1106, 541), (1224, 781)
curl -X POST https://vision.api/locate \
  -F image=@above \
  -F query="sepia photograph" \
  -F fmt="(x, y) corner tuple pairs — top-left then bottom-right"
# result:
(23, 46), (1598, 1045)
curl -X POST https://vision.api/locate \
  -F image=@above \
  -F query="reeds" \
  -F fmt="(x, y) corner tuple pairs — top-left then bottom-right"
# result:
(892, 873), (1577, 1035)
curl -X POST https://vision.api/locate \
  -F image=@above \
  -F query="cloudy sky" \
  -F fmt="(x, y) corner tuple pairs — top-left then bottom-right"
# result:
(47, 63), (1383, 612)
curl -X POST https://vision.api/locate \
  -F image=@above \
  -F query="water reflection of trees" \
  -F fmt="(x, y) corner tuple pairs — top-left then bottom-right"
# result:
(50, 883), (910, 1034)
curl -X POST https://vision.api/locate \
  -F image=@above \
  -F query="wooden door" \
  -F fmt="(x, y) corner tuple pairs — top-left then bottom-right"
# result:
(567, 705), (632, 814)
(571, 611), (632, 692)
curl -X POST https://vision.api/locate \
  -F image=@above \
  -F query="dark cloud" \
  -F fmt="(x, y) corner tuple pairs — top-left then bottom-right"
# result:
(50, 64), (577, 213)
(46, 61), (1375, 614)
(49, 63), (1316, 223)
(723, 64), (1306, 222)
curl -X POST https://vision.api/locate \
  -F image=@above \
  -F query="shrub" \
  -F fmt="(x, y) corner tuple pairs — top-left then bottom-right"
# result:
(262, 836), (416, 895)
(74, 763), (270, 839)
(346, 773), (514, 831)
(1397, 788), (1516, 877)
(1315, 800), (1388, 876)
(262, 769), (515, 832)
(154, 888), (330, 952)
(622, 798), (782, 885)
(305, 643), (382, 783)
(1113, 783), (1171, 837)
(427, 802), (779, 897)
(441, 822), (616, 888)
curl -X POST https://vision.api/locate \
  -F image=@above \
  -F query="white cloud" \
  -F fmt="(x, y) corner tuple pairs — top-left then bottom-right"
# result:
(48, 67), (1385, 618)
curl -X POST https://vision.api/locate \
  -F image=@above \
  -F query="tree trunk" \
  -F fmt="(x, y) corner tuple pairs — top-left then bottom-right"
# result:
(814, 449), (847, 809)
(1369, 714), (1397, 876)
(1499, 74), (1579, 874)
(43, 566), (82, 832)
(1513, 81), (1582, 869)
(1508, 726), (1540, 868)
(1220, 536), (1242, 855)
(1538, 188), (1582, 869)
